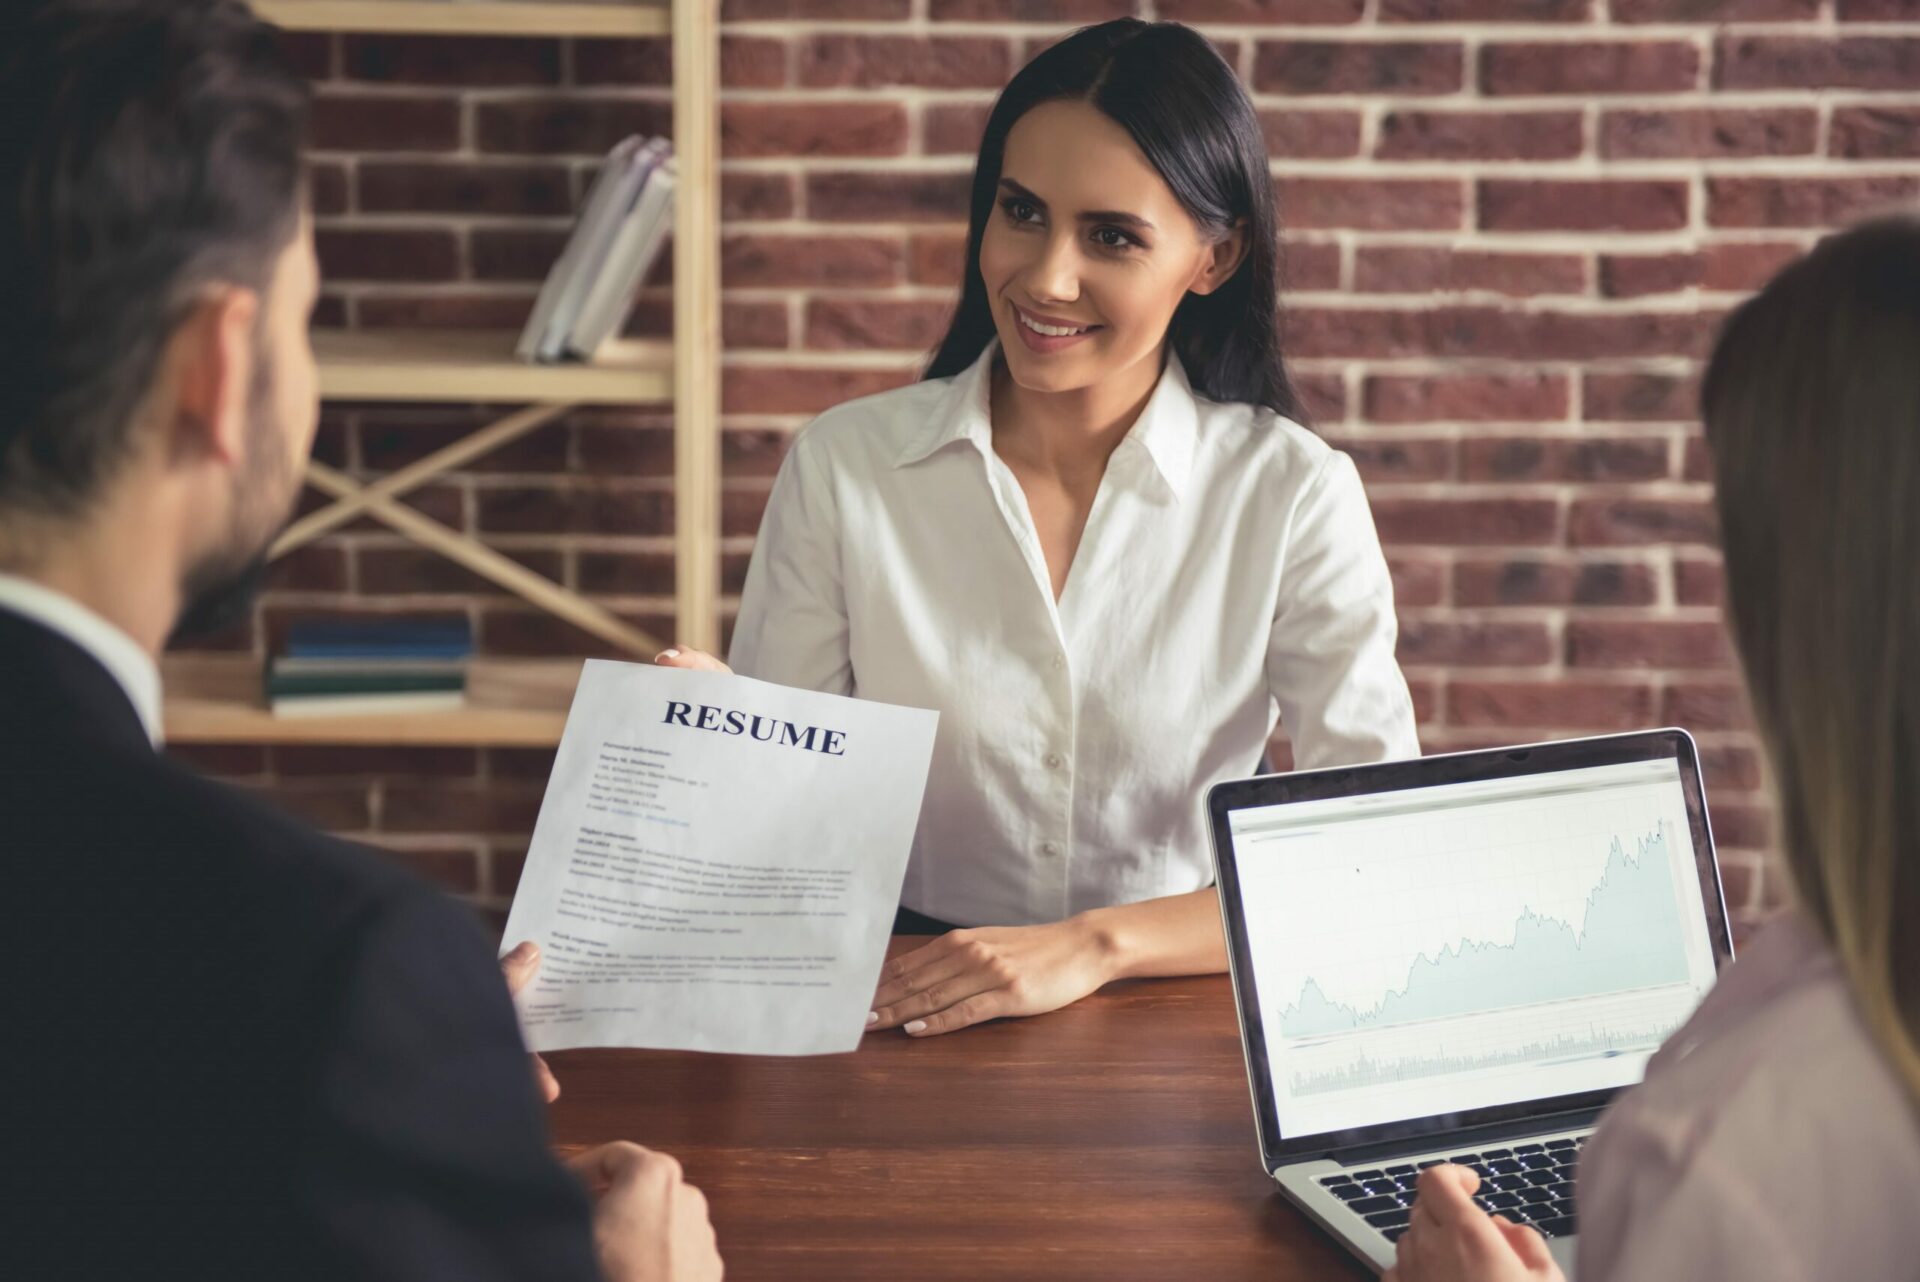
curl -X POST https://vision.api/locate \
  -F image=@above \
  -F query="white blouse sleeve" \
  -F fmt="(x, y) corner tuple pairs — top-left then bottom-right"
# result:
(1265, 450), (1420, 770)
(727, 430), (855, 697)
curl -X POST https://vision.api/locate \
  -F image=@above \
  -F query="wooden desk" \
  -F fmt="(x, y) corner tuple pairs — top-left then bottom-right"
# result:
(545, 939), (1369, 1281)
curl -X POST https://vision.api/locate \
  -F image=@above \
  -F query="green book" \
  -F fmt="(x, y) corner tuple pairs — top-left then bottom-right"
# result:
(265, 670), (467, 699)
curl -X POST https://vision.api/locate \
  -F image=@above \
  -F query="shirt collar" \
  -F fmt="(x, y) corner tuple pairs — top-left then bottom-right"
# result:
(894, 339), (1200, 501)
(0, 575), (164, 748)
(894, 342), (997, 470)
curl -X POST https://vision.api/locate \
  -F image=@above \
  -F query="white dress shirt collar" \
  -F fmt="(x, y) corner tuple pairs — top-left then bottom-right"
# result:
(0, 574), (164, 747)
(893, 339), (1199, 501)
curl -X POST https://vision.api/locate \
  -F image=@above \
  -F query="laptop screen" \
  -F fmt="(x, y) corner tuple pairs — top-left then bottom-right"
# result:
(1218, 743), (1725, 1148)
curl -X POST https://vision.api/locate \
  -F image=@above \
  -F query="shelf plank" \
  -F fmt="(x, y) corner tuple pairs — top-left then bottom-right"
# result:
(313, 329), (673, 405)
(256, 1), (669, 37)
(166, 699), (570, 747)
(163, 656), (581, 747)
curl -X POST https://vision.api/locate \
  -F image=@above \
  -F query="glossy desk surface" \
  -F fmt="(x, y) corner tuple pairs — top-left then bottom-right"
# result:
(545, 938), (1370, 1281)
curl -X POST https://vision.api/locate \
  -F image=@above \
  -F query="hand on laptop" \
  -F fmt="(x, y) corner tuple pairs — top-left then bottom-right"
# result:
(1385, 1165), (1564, 1282)
(868, 920), (1115, 1036)
(567, 1143), (724, 1282)
(501, 941), (562, 1103)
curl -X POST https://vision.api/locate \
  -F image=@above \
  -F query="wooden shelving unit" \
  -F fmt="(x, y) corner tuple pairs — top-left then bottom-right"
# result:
(311, 330), (675, 404)
(255, 1), (670, 37)
(164, 0), (721, 748)
(165, 656), (579, 747)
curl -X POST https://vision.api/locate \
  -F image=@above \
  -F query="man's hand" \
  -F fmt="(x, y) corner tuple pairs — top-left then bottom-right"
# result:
(1384, 1165), (1565, 1282)
(868, 920), (1120, 1037)
(568, 1143), (724, 1282)
(500, 941), (560, 1103)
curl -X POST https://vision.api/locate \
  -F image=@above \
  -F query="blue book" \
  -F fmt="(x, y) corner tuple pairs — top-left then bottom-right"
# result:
(284, 617), (474, 661)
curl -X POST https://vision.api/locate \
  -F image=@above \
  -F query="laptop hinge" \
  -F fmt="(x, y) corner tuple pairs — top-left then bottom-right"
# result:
(1316, 1107), (1605, 1167)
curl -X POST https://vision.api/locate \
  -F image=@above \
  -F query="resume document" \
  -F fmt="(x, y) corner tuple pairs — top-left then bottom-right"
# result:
(503, 660), (938, 1055)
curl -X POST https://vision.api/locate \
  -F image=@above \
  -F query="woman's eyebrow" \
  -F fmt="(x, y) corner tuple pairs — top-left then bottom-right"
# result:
(998, 176), (1156, 232)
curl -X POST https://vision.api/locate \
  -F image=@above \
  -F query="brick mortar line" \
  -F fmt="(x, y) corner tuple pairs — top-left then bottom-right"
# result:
(703, 350), (1710, 369)
(347, 591), (687, 606)
(702, 20), (1920, 38)
(695, 153), (1920, 171)
(308, 252), (1803, 280)
(300, 85), (1920, 106)
(334, 533), (688, 548)
(1399, 602), (1725, 617)
(299, 90), (1920, 118)
(703, 221), (1825, 245)
(1314, 424), (1695, 435)
(307, 279), (1783, 305)
(459, 473), (679, 486)
(315, 279), (1743, 314)
(331, 480), (1719, 496)
(312, 153), (1920, 175)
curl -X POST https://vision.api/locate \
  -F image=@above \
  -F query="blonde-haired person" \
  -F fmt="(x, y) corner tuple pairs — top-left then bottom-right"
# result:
(1387, 218), (1920, 1282)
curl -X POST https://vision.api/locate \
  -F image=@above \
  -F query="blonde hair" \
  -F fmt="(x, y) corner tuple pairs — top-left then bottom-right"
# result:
(1701, 217), (1920, 1101)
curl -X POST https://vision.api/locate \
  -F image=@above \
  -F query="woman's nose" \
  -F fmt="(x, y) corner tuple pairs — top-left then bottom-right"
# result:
(1021, 233), (1081, 304)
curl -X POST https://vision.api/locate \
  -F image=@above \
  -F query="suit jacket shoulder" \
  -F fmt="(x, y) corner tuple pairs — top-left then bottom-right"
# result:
(0, 614), (600, 1281)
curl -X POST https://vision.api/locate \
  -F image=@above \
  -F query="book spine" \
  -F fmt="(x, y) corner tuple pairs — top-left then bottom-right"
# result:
(266, 672), (468, 698)
(567, 156), (677, 360)
(537, 137), (665, 362)
(517, 134), (646, 363)
(280, 642), (474, 661)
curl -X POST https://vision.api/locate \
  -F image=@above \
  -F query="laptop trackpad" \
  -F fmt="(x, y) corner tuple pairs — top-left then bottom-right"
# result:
(1548, 1233), (1578, 1280)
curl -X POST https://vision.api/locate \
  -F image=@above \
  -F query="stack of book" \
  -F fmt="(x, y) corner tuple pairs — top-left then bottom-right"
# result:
(267, 618), (473, 718)
(517, 134), (676, 365)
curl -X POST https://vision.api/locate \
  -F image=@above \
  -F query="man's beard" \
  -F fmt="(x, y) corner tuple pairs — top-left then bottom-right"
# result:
(167, 355), (299, 646)
(169, 550), (272, 643)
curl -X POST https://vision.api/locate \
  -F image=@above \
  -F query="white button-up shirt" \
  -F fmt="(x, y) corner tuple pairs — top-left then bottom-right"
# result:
(731, 342), (1418, 928)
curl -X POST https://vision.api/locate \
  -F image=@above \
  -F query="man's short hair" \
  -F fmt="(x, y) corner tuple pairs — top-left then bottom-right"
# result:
(0, 0), (309, 518)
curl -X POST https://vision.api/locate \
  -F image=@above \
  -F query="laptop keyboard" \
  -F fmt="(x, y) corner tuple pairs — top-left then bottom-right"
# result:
(1316, 1135), (1586, 1244)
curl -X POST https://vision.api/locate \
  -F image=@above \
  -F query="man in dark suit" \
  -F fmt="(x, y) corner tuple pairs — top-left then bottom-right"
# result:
(0, 4), (722, 1279)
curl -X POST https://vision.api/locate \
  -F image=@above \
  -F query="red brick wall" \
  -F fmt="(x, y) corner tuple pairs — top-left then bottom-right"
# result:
(170, 0), (1920, 936)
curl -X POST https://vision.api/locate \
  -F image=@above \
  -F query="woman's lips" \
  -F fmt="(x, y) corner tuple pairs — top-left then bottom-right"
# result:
(1009, 302), (1101, 354)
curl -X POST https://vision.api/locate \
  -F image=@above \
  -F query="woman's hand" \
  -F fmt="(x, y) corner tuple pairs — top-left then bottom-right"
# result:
(500, 941), (561, 1103)
(1384, 1166), (1566, 1282)
(655, 646), (731, 674)
(868, 919), (1121, 1037)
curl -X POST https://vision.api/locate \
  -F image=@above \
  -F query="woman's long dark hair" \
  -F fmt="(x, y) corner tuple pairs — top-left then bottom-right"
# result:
(1701, 217), (1920, 1102)
(923, 19), (1305, 423)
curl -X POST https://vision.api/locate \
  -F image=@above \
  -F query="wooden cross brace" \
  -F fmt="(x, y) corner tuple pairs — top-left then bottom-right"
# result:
(269, 402), (664, 658)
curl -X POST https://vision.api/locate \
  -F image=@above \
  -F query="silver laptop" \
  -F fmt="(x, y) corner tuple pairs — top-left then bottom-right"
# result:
(1207, 730), (1735, 1277)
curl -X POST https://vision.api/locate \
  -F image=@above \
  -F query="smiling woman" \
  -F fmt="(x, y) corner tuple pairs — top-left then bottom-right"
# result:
(927, 24), (1298, 421)
(658, 19), (1419, 1038)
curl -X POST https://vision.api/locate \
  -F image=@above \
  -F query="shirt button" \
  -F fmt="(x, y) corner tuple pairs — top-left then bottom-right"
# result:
(1045, 752), (1065, 770)
(1051, 654), (1065, 670)
(1041, 841), (1062, 857)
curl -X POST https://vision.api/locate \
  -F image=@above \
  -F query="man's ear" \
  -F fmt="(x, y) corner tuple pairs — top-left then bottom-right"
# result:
(1190, 219), (1250, 297)
(169, 286), (260, 467)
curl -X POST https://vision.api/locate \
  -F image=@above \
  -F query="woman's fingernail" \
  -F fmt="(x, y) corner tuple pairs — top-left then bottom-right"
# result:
(866, 1010), (880, 1026)
(657, 648), (680, 660)
(508, 941), (537, 961)
(904, 1019), (927, 1035)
